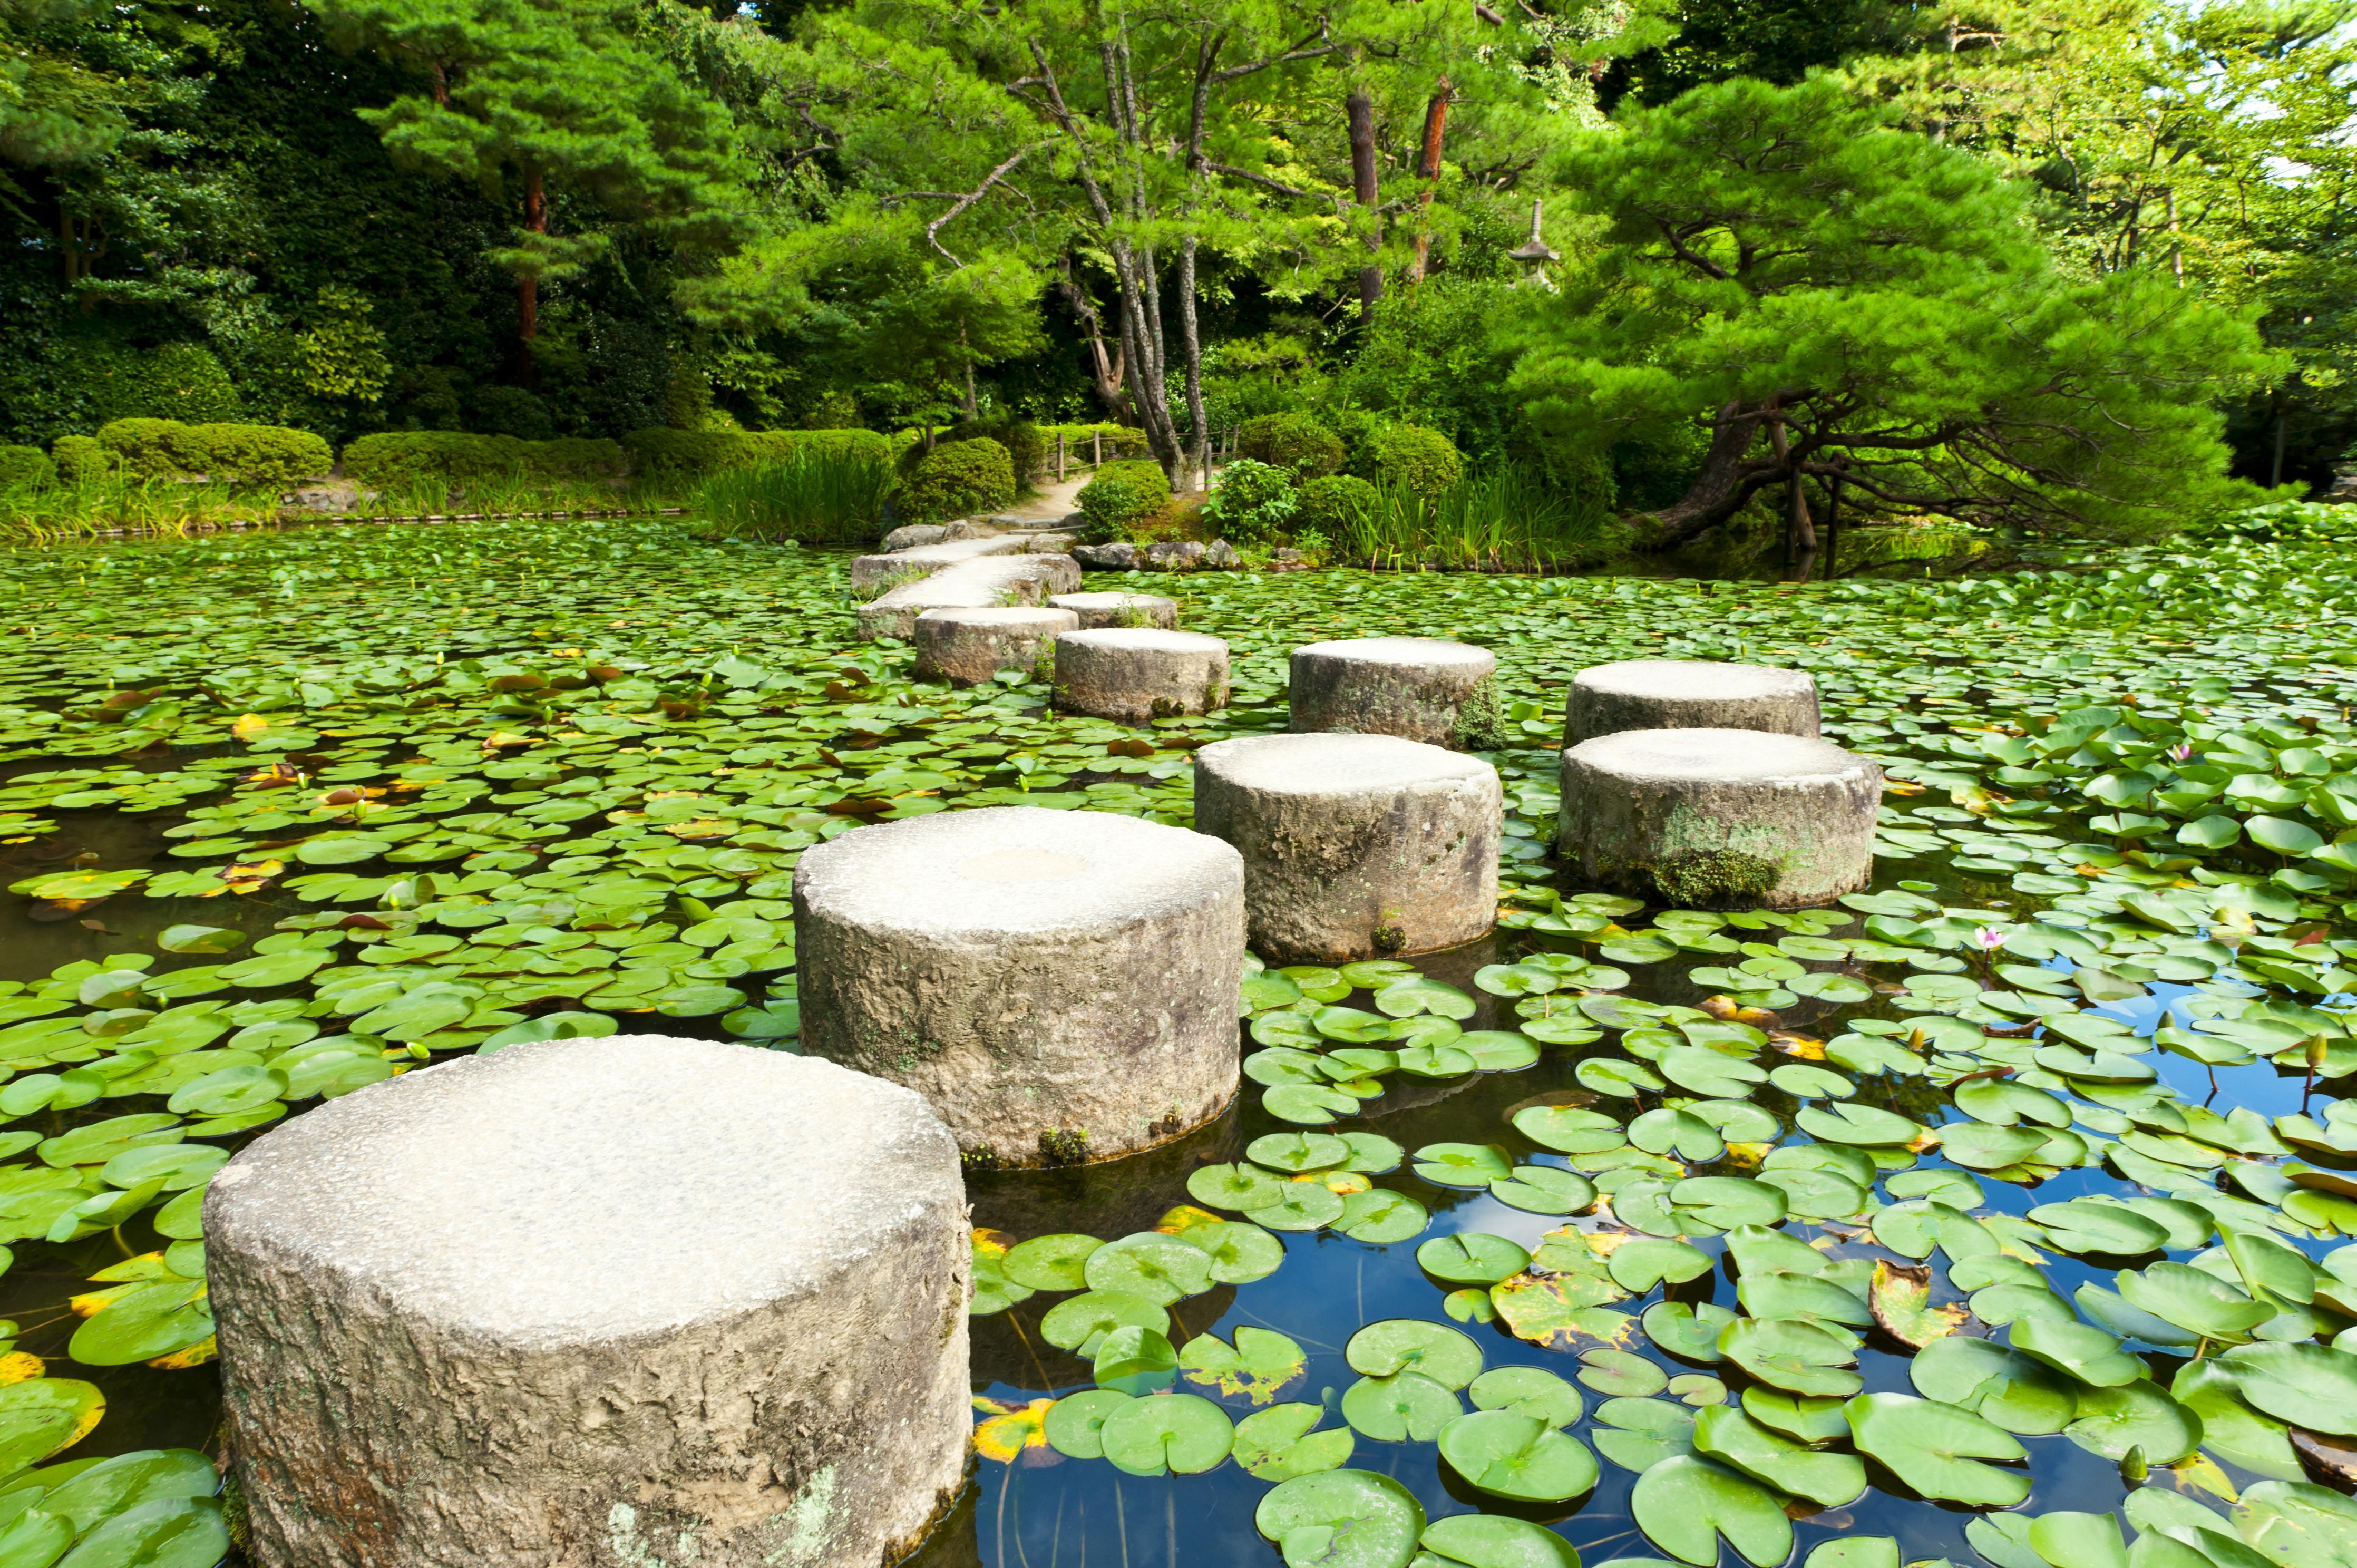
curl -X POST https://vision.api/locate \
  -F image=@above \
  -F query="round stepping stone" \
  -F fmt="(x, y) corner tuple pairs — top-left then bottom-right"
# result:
(1556, 728), (1880, 909)
(1565, 659), (1819, 745)
(207, 1038), (968, 1568)
(1048, 590), (1179, 630)
(1288, 637), (1503, 749)
(1195, 733), (1501, 961)
(1051, 629), (1230, 722)
(913, 606), (1078, 686)
(794, 805), (1245, 1164)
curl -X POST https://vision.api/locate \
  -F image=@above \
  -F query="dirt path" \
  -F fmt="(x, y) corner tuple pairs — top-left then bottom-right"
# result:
(1006, 472), (1091, 521)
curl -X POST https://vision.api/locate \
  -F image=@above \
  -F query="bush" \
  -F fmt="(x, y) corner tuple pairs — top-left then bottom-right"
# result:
(899, 437), (1017, 522)
(621, 427), (891, 480)
(1236, 413), (1344, 476)
(0, 446), (57, 491)
(98, 420), (332, 486)
(946, 414), (1046, 481)
(1203, 458), (1297, 543)
(51, 435), (108, 485)
(1368, 425), (1463, 496)
(1076, 458), (1174, 540)
(1297, 474), (1378, 534)
(474, 386), (556, 441)
(341, 432), (628, 488)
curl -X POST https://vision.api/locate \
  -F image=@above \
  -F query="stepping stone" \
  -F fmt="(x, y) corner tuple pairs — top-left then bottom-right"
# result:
(1048, 590), (1179, 629)
(794, 805), (1245, 1165)
(1565, 659), (1819, 744)
(1556, 728), (1880, 909)
(913, 606), (1078, 686)
(207, 1037), (968, 1568)
(857, 553), (1082, 639)
(1195, 733), (1501, 961)
(1051, 629), (1229, 721)
(1288, 637), (1504, 749)
(849, 534), (1029, 592)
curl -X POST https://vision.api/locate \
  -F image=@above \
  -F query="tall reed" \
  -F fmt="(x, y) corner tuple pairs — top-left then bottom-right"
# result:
(1334, 466), (1617, 573)
(697, 447), (898, 544)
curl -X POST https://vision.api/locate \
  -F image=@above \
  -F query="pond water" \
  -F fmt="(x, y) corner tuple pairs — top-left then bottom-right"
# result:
(0, 516), (2351, 1567)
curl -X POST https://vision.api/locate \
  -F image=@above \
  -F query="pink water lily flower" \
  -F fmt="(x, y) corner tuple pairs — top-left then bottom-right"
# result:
(1972, 927), (2008, 952)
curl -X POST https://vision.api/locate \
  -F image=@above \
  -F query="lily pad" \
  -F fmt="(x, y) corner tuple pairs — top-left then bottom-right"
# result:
(1437, 1409), (1599, 1502)
(1254, 1469), (1425, 1568)
(1843, 1391), (2029, 1505)
(1630, 1455), (1793, 1567)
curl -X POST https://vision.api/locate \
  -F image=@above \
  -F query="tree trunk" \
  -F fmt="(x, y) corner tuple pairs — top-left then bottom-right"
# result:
(1057, 257), (1129, 416)
(1627, 401), (1765, 549)
(1347, 88), (1382, 321)
(1406, 80), (1451, 286)
(959, 323), (977, 418)
(1109, 241), (1185, 480)
(1177, 235), (1208, 492)
(1824, 470), (1844, 579)
(518, 167), (546, 371)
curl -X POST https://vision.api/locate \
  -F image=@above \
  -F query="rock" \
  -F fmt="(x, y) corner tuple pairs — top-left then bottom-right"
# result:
(794, 805), (1244, 1164)
(284, 482), (362, 514)
(942, 519), (983, 541)
(880, 523), (950, 552)
(1564, 659), (1821, 745)
(1144, 540), (1207, 570)
(849, 536), (1035, 595)
(1203, 539), (1242, 569)
(208, 1037), (968, 1568)
(1288, 637), (1504, 750)
(1024, 531), (1080, 554)
(1194, 733), (1501, 961)
(1052, 629), (1230, 722)
(1059, 510), (1088, 529)
(1555, 728), (1880, 909)
(1271, 548), (1312, 571)
(913, 606), (1079, 686)
(857, 554), (1083, 640)
(1047, 591), (1180, 630)
(1074, 542), (1139, 571)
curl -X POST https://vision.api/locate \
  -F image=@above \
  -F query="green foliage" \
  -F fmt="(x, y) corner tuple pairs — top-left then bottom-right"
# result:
(97, 420), (333, 486)
(1368, 426), (1465, 496)
(946, 414), (1046, 483)
(1651, 850), (1783, 908)
(1203, 459), (1298, 544)
(1336, 466), (1621, 572)
(1236, 413), (1345, 478)
(697, 447), (897, 544)
(1077, 458), (1174, 540)
(0, 446), (58, 492)
(1045, 424), (1153, 463)
(295, 287), (392, 403)
(620, 427), (892, 481)
(49, 435), (108, 486)
(1297, 474), (1380, 535)
(474, 387), (556, 442)
(1518, 77), (2278, 544)
(340, 432), (627, 487)
(898, 437), (1016, 522)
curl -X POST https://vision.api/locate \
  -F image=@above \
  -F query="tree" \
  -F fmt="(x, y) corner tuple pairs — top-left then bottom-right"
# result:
(310, 0), (746, 371)
(1513, 77), (2278, 553)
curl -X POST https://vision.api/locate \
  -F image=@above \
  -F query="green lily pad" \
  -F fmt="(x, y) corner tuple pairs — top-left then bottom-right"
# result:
(1410, 1143), (1513, 1186)
(1468, 1366), (1584, 1428)
(1179, 1327), (1305, 1404)
(1437, 1409), (1599, 1502)
(1719, 1316), (1862, 1398)
(1097, 1391), (1233, 1475)
(2217, 1341), (2357, 1435)
(1044, 1389), (1132, 1459)
(1001, 1233), (1102, 1291)
(1336, 1189), (1428, 1244)
(1693, 1404), (1866, 1506)
(1232, 1403), (1355, 1482)
(1418, 1233), (1531, 1285)
(1094, 1325), (1178, 1395)
(1345, 1319), (1483, 1389)
(1082, 1234), (1213, 1305)
(1630, 1455), (1793, 1567)
(1254, 1469), (1425, 1568)
(1843, 1391), (2029, 1505)
(1342, 1372), (1462, 1442)
(1416, 1515), (1580, 1568)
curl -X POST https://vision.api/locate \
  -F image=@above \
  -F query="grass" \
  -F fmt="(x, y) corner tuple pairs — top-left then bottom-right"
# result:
(696, 447), (898, 545)
(1331, 465), (1622, 573)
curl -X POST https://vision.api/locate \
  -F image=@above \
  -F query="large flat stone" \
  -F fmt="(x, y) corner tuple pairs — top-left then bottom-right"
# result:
(1288, 637), (1503, 749)
(857, 554), (1083, 639)
(849, 534), (1031, 592)
(208, 1037), (968, 1568)
(1051, 629), (1229, 721)
(794, 805), (1245, 1164)
(914, 606), (1078, 685)
(1565, 659), (1820, 744)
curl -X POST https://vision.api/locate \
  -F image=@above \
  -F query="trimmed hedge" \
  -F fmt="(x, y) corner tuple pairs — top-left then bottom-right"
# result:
(1236, 413), (1344, 477)
(51, 436), (108, 486)
(1077, 459), (1174, 540)
(622, 427), (891, 480)
(0, 446), (57, 491)
(944, 415), (1045, 480)
(342, 432), (628, 488)
(98, 420), (333, 486)
(899, 437), (1016, 522)
(1369, 425), (1463, 495)
(1297, 474), (1378, 534)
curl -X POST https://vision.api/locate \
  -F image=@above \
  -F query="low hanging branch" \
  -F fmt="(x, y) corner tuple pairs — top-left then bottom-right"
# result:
(898, 142), (1045, 267)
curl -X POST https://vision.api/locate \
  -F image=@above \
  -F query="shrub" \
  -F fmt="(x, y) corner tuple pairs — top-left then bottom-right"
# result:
(1297, 474), (1378, 535)
(899, 437), (1016, 522)
(97, 420), (332, 485)
(1203, 458), (1298, 543)
(945, 414), (1046, 482)
(698, 446), (898, 544)
(1076, 458), (1174, 540)
(621, 427), (890, 480)
(1236, 412), (1344, 476)
(340, 432), (628, 488)
(0, 446), (57, 491)
(1368, 425), (1463, 496)
(474, 386), (556, 441)
(51, 435), (108, 485)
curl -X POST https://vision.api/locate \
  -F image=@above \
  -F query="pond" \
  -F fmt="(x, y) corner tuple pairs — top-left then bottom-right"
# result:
(0, 517), (2352, 1567)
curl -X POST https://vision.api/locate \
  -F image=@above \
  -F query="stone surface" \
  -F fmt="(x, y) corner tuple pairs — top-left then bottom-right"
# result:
(207, 1037), (968, 1568)
(1073, 542), (1138, 570)
(1556, 728), (1880, 909)
(880, 523), (949, 552)
(1053, 629), (1230, 722)
(1024, 531), (1079, 554)
(1047, 591), (1180, 630)
(1195, 733), (1501, 961)
(1288, 637), (1503, 750)
(1203, 540), (1243, 569)
(1144, 540), (1207, 570)
(857, 554), (1084, 640)
(1564, 659), (1820, 745)
(913, 606), (1079, 686)
(794, 805), (1245, 1163)
(849, 535), (1029, 595)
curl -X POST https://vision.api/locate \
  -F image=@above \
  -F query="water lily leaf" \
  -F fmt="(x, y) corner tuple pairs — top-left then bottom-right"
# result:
(1669, 1176), (1786, 1230)
(1693, 1404), (1867, 1505)
(1491, 1274), (1626, 1348)
(2232, 1479), (2357, 1568)
(1039, 1290), (1167, 1356)
(1490, 1165), (1596, 1216)
(1629, 1108), (1723, 1163)
(2224, 1228), (2321, 1307)
(2216, 1342), (2357, 1435)
(1254, 1469), (1424, 1568)
(1259, 1181), (1347, 1231)
(1337, 1190), (1427, 1244)
(1576, 1058), (1663, 1098)
(1044, 1389), (1131, 1459)
(1737, 1270), (1873, 1327)
(1469, 1367), (1583, 1428)
(1797, 1102), (1923, 1146)
(1609, 1239), (1713, 1293)
(1174, 1220), (1284, 1285)
(1643, 1300), (1735, 1362)
(1178, 1326), (1303, 1404)
(2116, 1261), (2272, 1341)
(1419, 1234), (1531, 1286)
(1513, 1105), (1624, 1154)
(1658, 1048), (1766, 1099)
(1232, 1404), (1354, 1482)
(1372, 977), (1476, 1020)
(1768, 1064), (1853, 1099)
(1740, 1387), (1849, 1444)
(1437, 1410), (1599, 1502)
(2171, 1359), (2304, 1479)
(154, 927), (242, 957)
(1410, 1144), (1513, 1186)
(67, 1278), (210, 1367)
(1083, 1234), (1213, 1305)
(1417, 1515), (1580, 1568)
(1265, 1084), (1358, 1124)
(2028, 1513), (2129, 1568)
(1593, 1395), (1697, 1473)
(1870, 1260), (1965, 1347)
(1094, 1325), (1178, 1395)
(49, 1496), (227, 1568)
(1844, 1391), (2030, 1505)
(1630, 1455), (1793, 1567)
(1098, 1391), (1232, 1475)
(1908, 1335), (2078, 1434)
(2029, 1199), (2170, 1257)
(2064, 1379), (2202, 1464)
(1001, 1233), (1102, 1291)
(1579, 1348), (1669, 1397)
(0, 1380), (102, 1476)
(1345, 1319), (1482, 1389)
(1342, 1372), (1462, 1442)
(1719, 1316), (1862, 1397)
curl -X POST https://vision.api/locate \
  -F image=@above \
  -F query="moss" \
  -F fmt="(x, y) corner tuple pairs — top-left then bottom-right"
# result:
(1448, 673), (1506, 751)
(960, 1146), (1001, 1173)
(221, 1468), (250, 1553)
(1372, 924), (1407, 955)
(1649, 849), (1782, 909)
(1038, 1126), (1091, 1166)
